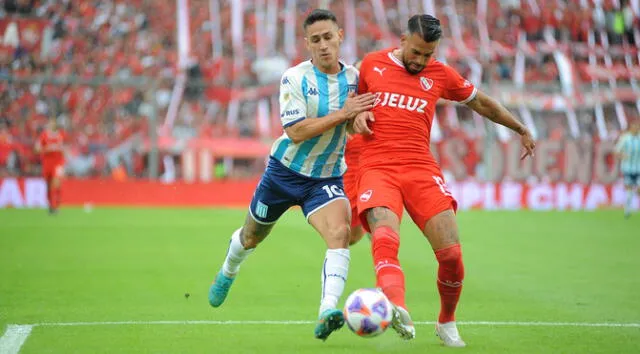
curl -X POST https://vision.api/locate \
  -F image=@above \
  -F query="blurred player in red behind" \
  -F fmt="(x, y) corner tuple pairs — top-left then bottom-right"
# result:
(344, 60), (368, 245)
(352, 15), (536, 346)
(35, 118), (65, 215)
(344, 133), (367, 244)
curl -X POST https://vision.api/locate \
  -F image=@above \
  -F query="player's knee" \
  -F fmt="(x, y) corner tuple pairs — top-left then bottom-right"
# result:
(239, 223), (272, 249)
(239, 228), (261, 249)
(435, 244), (463, 267)
(324, 222), (351, 248)
(366, 207), (400, 233)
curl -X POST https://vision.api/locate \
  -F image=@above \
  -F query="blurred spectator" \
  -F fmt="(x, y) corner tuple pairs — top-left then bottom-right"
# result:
(1, 0), (638, 179)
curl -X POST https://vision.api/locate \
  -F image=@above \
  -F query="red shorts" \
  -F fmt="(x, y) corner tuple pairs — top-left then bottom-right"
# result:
(356, 164), (457, 232)
(43, 161), (65, 180)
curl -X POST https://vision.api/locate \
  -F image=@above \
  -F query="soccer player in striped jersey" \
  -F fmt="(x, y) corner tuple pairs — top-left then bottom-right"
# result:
(208, 9), (376, 341)
(615, 121), (640, 219)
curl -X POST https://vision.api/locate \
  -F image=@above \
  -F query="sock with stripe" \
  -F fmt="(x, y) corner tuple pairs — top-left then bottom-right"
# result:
(435, 244), (465, 323)
(319, 248), (350, 314)
(372, 226), (406, 309)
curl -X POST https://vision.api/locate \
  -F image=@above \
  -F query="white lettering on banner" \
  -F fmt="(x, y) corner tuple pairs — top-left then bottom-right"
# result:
(0, 178), (638, 210)
(611, 184), (628, 207)
(501, 182), (523, 210)
(0, 178), (48, 208)
(0, 178), (24, 208)
(446, 181), (637, 211)
(24, 178), (48, 208)
(528, 185), (554, 210)
(460, 180), (481, 210)
(555, 184), (584, 210)
(584, 184), (608, 210)
(482, 183), (498, 210)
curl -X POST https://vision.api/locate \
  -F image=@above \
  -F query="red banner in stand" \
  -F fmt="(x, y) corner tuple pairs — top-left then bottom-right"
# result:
(0, 178), (259, 208)
(1, 178), (637, 210)
(0, 18), (49, 53)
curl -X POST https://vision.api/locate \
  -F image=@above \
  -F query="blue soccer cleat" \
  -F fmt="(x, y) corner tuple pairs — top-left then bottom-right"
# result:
(208, 271), (235, 307)
(314, 309), (345, 341)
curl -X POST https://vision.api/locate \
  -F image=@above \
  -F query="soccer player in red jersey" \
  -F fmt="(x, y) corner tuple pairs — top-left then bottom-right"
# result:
(352, 15), (536, 346)
(35, 118), (66, 215)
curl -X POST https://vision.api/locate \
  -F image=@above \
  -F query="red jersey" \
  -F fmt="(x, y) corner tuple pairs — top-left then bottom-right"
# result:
(38, 129), (65, 163)
(357, 49), (477, 168)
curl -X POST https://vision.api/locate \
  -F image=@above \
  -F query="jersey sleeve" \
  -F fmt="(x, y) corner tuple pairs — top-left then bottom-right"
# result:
(279, 69), (307, 128)
(442, 64), (477, 104)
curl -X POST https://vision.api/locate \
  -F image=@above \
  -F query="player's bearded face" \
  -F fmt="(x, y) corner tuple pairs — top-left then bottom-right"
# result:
(401, 33), (439, 75)
(305, 21), (343, 73)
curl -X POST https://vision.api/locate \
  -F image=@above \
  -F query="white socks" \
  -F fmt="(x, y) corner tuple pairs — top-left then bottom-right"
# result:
(319, 248), (350, 315)
(221, 228), (254, 278)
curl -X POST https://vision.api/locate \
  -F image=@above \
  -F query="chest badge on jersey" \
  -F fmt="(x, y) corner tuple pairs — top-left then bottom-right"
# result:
(420, 77), (434, 91)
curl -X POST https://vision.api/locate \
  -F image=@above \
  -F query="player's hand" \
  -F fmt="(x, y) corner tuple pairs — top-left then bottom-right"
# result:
(342, 92), (376, 120)
(353, 111), (375, 135)
(519, 128), (536, 160)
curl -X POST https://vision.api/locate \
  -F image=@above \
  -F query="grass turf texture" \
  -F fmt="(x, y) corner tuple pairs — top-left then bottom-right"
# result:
(1, 208), (639, 353)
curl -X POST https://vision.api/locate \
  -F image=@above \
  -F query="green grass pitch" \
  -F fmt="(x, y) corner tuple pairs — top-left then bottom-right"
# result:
(1, 207), (639, 353)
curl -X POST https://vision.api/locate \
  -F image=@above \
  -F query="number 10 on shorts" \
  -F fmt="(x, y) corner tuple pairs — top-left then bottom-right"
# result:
(322, 185), (345, 198)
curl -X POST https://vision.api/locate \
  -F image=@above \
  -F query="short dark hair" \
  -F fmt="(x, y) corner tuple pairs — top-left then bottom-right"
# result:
(407, 14), (442, 42)
(303, 9), (338, 30)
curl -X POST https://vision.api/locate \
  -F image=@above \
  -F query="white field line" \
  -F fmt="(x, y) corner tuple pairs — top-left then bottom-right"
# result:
(26, 320), (640, 328)
(0, 325), (33, 354)
(2, 320), (638, 354)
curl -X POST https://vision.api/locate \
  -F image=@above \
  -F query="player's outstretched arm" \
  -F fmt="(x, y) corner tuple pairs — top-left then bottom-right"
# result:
(466, 90), (536, 159)
(285, 93), (376, 144)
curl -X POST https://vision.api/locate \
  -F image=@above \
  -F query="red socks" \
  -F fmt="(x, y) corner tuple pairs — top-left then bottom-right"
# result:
(435, 244), (464, 323)
(371, 226), (406, 309)
(372, 226), (465, 322)
(47, 180), (61, 209)
(54, 187), (61, 208)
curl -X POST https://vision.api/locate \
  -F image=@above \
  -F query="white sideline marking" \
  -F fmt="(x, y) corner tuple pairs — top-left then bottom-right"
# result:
(0, 325), (33, 354)
(27, 320), (640, 328)
(3, 321), (639, 354)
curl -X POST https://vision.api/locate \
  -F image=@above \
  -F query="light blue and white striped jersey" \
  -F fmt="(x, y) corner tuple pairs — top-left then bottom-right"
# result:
(615, 132), (640, 174)
(270, 60), (359, 179)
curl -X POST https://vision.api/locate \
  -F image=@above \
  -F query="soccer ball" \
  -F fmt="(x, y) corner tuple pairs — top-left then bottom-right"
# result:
(343, 288), (393, 338)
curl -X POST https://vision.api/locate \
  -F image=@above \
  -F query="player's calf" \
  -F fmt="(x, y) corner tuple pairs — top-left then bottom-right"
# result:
(435, 244), (464, 323)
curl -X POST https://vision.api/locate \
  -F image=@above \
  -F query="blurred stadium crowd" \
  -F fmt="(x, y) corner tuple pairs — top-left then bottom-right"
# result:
(0, 0), (639, 179)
